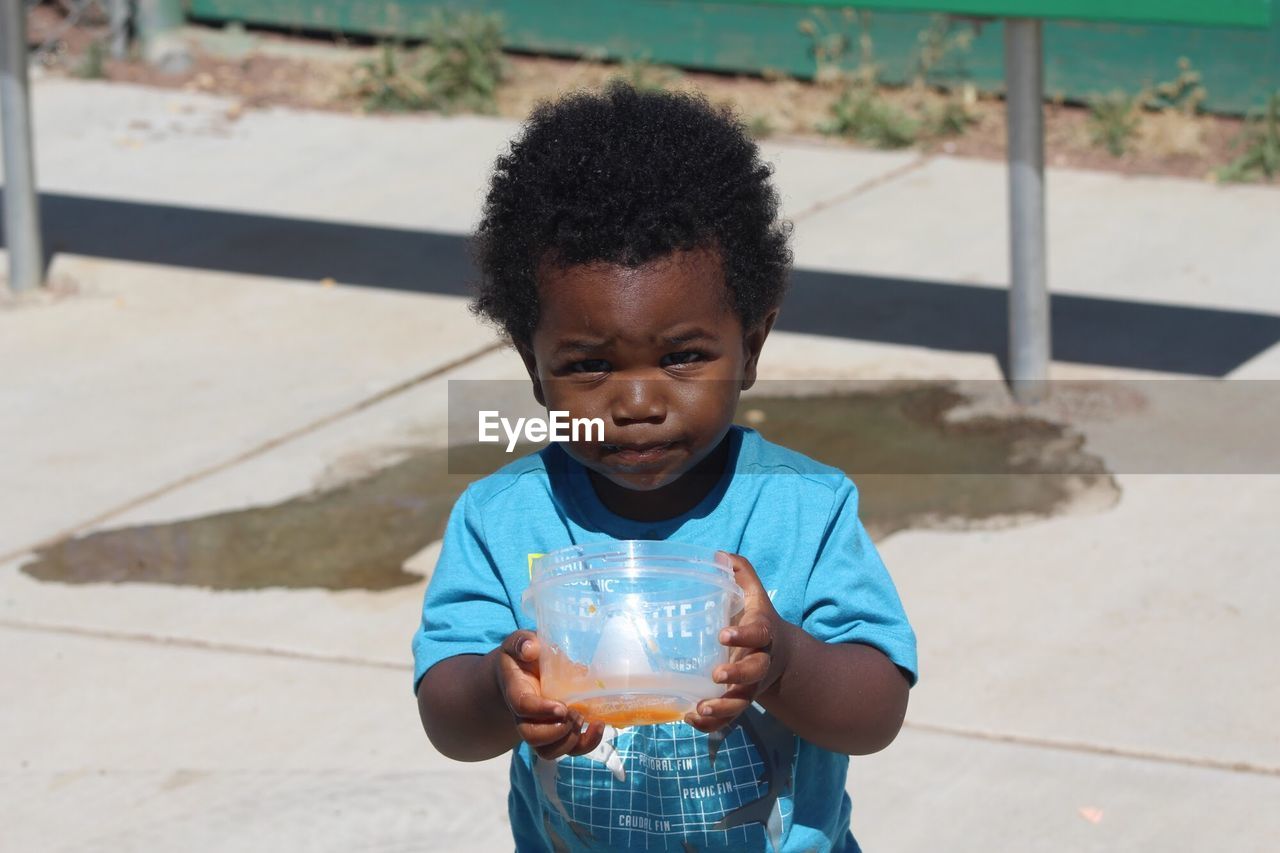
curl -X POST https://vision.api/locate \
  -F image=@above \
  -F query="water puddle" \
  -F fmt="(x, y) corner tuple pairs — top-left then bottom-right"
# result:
(739, 385), (1119, 539)
(21, 384), (1118, 590)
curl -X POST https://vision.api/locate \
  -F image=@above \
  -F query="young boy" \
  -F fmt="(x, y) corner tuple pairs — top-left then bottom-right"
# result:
(413, 82), (917, 852)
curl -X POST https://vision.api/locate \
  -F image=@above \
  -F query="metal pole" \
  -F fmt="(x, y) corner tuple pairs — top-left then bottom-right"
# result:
(1004, 18), (1049, 403)
(109, 0), (131, 61)
(1, 0), (44, 294)
(137, 0), (190, 73)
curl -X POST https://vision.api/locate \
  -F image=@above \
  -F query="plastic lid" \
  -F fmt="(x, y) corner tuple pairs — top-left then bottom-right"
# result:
(524, 540), (742, 604)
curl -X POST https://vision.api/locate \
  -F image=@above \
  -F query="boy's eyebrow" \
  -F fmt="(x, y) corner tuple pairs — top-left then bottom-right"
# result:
(553, 337), (611, 355)
(661, 328), (718, 346)
(552, 329), (717, 354)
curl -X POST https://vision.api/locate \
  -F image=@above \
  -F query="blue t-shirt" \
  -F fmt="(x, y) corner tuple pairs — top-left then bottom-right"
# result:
(412, 426), (917, 852)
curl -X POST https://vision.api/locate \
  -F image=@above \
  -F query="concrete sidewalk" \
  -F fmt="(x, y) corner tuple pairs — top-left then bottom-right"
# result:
(3, 79), (1279, 851)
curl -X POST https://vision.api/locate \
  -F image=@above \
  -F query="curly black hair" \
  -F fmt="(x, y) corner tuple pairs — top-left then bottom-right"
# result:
(471, 81), (792, 347)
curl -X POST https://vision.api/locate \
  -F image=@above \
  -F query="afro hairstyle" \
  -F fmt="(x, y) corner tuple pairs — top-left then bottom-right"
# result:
(470, 81), (792, 348)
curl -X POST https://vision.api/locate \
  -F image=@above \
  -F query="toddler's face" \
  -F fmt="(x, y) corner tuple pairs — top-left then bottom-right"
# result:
(521, 247), (773, 510)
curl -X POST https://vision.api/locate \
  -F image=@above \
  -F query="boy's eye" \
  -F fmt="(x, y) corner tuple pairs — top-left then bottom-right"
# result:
(661, 351), (704, 367)
(568, 359), (611, 374)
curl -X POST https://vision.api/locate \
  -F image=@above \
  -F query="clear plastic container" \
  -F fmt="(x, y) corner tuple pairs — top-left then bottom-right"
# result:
(522, 541), (745, 727)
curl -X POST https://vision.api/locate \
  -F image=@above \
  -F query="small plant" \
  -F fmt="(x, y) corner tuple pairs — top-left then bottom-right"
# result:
(924, 98), (976, 138)
(746, 113), (776, 140)
(419, 10), (506, 113)
(1216, 92), (1280, 183)
(354, 43), (431, 112)
(1144, 57), (1206, 116)
(1133, 58), (1210, 159)
(822, 87), (919, 149)
(75, 39), (107, 80)
(910, 15), (978, 139)
(1079, 59), (1209, 160)
(912, 14), (975, 90)
(612, 55), (682, 93)
(1087, 91), (1141, 156)
(350, 12), (505, 114)
(804, 11), (983, 150)
(803, 9), (916, 148)
(799, 8), (878, 88)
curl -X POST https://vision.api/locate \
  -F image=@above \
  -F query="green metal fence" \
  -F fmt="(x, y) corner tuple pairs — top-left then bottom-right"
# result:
(185, 1), (1279, 114)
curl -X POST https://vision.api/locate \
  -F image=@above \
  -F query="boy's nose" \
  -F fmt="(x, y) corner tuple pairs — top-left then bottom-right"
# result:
(610, 379), (666, 425)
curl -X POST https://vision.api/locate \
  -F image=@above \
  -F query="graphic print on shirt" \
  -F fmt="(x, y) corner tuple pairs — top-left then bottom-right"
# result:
(535, 705), (796, 851)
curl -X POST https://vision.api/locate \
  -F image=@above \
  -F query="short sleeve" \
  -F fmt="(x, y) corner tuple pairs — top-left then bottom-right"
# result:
(802, 479), (918, 686)
(410, 487), (518, 693)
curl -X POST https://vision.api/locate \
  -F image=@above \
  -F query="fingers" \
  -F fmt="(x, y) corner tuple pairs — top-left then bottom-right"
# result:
(498, 632), (613, 758)
(505, 678), (567, 722)
(689, 605), (774, 734)
(520, 718), (576, 748)
(719, 619), (773, 652)
(712, 649), (771, 688)
(718, 551), (767, 597)
(684, 692), (753, 733)
(525, 714), (605, 761)
(517, 706), (578, 752)
(497, 630), (566, 722)
(500, 629), (541, 666)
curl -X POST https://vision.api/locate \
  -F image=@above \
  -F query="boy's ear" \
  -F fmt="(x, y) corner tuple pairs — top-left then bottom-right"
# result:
(515, 342), (547, 407)
(741, 308), (779, 391)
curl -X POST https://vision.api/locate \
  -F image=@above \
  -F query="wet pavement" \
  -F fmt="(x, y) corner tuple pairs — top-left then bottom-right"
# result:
(21, 385), (1117, 590)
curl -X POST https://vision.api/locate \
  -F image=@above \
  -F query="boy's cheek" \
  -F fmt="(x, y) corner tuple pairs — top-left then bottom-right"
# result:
(559, 441), (597, 468)
(540, 394), (606, 430)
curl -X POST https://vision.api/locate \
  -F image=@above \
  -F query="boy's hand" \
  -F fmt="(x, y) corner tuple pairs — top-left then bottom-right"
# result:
(495, 630), (605, 760)
(684, 553), (789, 734)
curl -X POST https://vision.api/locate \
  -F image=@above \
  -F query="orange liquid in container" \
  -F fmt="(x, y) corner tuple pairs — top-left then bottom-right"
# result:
(541, 644), (702, 727)
(567, 699), (688, 728)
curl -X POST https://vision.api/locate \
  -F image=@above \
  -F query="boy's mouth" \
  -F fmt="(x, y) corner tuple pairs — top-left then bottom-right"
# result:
(601, 442), (674, 466)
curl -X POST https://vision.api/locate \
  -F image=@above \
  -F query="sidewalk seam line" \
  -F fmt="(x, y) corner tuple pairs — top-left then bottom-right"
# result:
(0, 340), (504, 564)
(6, 621), (1277, 780)
(0, 619), (410, 672)
(904, 720), (1280, 778)
(788, 154), (932, 224)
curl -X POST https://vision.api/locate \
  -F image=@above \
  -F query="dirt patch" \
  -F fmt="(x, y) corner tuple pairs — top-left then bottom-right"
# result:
(25, 7), (1259, 183)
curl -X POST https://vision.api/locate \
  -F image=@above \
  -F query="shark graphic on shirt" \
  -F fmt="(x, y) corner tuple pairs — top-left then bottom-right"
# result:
(535, 704), (796, 851)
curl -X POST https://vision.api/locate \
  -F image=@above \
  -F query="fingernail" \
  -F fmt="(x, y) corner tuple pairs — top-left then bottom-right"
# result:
(720, 629), (736, 644)
(515, 637), (529, 656)
(551, 704), (567, 719)
(699, 704), (712, 716)
(713, 670), (727, 683)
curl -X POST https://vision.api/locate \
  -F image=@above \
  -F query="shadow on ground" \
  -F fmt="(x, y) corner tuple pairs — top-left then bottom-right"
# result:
(8, 191), (1278, 376)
